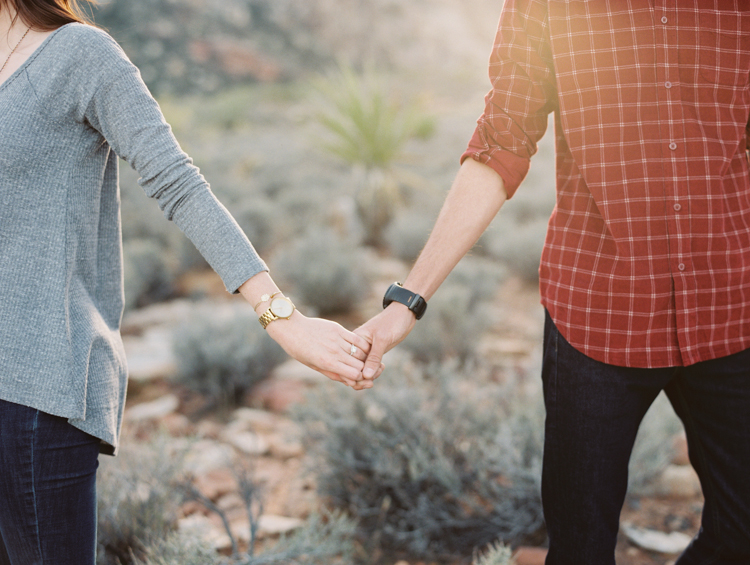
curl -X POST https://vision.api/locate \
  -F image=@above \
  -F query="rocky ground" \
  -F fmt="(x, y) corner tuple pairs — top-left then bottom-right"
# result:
(119, 272), (704, 565)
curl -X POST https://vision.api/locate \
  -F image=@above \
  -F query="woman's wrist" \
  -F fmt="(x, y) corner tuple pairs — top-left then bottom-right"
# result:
(265, 309), (304, 337)
(238, 272), (281, 316)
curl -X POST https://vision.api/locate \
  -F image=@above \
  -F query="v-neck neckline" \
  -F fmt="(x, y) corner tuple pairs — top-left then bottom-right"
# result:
(0, 23), (73, 94)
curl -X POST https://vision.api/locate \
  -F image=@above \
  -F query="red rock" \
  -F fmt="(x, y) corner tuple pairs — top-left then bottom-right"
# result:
(179, 500), (208, 517)
(160, 413), (192, 436)
(672, 432), (690, 466)
(655, 465), (702, 499)
(194, 468), (238, 501)
(514, 546), (548, 565)
(195, 419), (223, 440)
(251, 378), (307, 413)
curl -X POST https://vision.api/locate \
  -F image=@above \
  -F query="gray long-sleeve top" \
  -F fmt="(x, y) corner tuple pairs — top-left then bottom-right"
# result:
(0, 23), (267, 454)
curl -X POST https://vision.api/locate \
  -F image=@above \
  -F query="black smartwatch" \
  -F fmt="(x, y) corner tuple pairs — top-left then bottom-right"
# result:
(382, 282), (427, 320)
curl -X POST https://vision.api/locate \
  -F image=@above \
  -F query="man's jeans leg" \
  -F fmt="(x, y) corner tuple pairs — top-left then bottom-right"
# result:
(669, 347), (750, 565)
(541, 311), (674, 565)
(541, 311), (750, 565)
(0, 399), (100, 565)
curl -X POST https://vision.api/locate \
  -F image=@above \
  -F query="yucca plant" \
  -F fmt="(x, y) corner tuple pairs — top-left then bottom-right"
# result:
(314, 64), (434, 246)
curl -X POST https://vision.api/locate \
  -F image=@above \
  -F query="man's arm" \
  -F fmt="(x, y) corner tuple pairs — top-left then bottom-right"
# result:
(355, 158), (507, 379)
(353, 0), (556, 384)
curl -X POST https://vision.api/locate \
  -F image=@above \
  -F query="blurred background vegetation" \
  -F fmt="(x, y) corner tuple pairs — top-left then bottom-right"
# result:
(95, 1), (687, 563)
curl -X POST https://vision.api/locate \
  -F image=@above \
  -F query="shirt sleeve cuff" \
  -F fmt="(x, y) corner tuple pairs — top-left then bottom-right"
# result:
(460, 127), (531, 199)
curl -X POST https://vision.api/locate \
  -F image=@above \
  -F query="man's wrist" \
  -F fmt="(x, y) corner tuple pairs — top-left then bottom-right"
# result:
(382, 282), (427, 320)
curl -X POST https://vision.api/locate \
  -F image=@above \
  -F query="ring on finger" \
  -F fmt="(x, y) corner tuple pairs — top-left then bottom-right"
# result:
(350, 344), (358, 356)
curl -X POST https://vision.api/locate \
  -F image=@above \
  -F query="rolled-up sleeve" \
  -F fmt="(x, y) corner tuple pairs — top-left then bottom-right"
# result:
(461, 0), (557, 198)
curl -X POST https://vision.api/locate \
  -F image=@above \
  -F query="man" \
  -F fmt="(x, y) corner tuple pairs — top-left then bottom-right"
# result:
(355, 2), (750, 564)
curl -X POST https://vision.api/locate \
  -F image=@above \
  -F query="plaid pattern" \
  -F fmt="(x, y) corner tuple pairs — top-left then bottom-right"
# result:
(462, 0), (750, 368)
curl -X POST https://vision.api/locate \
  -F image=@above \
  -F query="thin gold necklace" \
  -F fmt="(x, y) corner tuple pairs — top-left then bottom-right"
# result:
(0, 27), (30, 79)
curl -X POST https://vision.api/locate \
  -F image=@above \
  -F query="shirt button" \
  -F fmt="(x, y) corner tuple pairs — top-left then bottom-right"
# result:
(669, 142), (677, 151)
(665, 81), (672, 89)
(673, 203), (682, 211)
(678, 263), (686, 271)
(661, 16), (668, 24)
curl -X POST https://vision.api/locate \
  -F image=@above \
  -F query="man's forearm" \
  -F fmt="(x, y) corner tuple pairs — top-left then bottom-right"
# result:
(403, 158), (507, 300)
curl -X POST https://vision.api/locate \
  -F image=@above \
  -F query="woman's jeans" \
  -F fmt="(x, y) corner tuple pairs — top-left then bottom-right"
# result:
(542, 311), (750, 565)
(0, 399), (99, 565)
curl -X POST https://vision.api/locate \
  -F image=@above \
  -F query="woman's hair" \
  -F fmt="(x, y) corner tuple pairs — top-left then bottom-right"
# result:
(1, 0), (97, 31)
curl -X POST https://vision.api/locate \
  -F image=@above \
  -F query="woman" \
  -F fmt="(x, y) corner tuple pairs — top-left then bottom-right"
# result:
(0, 1), (378, 563)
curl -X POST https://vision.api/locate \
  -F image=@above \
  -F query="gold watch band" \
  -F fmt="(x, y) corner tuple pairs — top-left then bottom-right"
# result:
(258, 309), (277, 329)
(258, 296), (296, 329)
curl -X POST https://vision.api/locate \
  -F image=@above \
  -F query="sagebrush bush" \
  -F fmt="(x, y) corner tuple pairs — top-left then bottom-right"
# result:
(484, 218), (548, 283)
(384, 208), (436, 263)
(403, 258), (506, 363)
(97, 439), (186, 565)
(273, 228), (369, 316)
(295, 362), (545, 560)
(172, 306), (287, 405)
(135, 531), (220, 565)
(123, 238), (178, 311)
(472, 541), (516, 565)
(247, 510), (358, 565)
(232, 197), (279, 256)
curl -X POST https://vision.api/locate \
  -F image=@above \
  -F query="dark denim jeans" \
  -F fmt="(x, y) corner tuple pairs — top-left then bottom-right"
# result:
(542, 311), (750, 565)
(0, 399), (99, 565)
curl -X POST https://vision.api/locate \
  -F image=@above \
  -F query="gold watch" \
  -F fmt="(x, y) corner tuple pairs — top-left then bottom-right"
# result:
(258, 295), (296, 329)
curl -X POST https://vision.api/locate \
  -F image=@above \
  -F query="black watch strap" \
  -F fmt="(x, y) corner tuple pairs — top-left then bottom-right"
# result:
(382, 282), (427, 320)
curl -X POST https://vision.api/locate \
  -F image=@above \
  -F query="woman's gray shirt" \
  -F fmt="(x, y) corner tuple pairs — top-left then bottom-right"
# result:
(0, 23), (267, 454)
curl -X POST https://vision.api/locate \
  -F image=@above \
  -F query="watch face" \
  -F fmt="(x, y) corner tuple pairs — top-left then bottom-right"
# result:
(270, 297), (294, 318)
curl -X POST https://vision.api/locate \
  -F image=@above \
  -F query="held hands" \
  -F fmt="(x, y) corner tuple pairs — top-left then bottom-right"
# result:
(352, 303), (417, 390)
(239, 273), (373, 388)
(266, 310), (374, 388)
(239, 273), (415, 390)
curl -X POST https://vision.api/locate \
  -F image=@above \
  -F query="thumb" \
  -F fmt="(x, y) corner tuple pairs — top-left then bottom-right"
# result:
(358, 327), (385, 379)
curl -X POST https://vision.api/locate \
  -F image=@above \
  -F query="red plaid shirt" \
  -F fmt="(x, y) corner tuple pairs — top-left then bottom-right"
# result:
(462, 1), (750, 368)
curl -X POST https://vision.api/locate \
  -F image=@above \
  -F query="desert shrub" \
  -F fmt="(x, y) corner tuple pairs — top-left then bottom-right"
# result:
(245, 510), (358, 565)
(472, 541), (516, 565)
(135, 531), (221, 565)
(232, 197), (279, 256)
(123, 238), (178, 311)
(404, 258), (506, 363)
(272, 188), (331, 242)
(97, 439), (187, 565)
(172, 306), (287, 405)
(384, 208), (435, 263)
(273, 228), (369, 316)
(295, 362), (545, 560)
(628, 391), (683, 495)
(484, 218), (548, 283)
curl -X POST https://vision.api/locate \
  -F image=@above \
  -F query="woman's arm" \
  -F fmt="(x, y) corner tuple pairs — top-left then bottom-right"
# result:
(72, 27), (371, 386)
